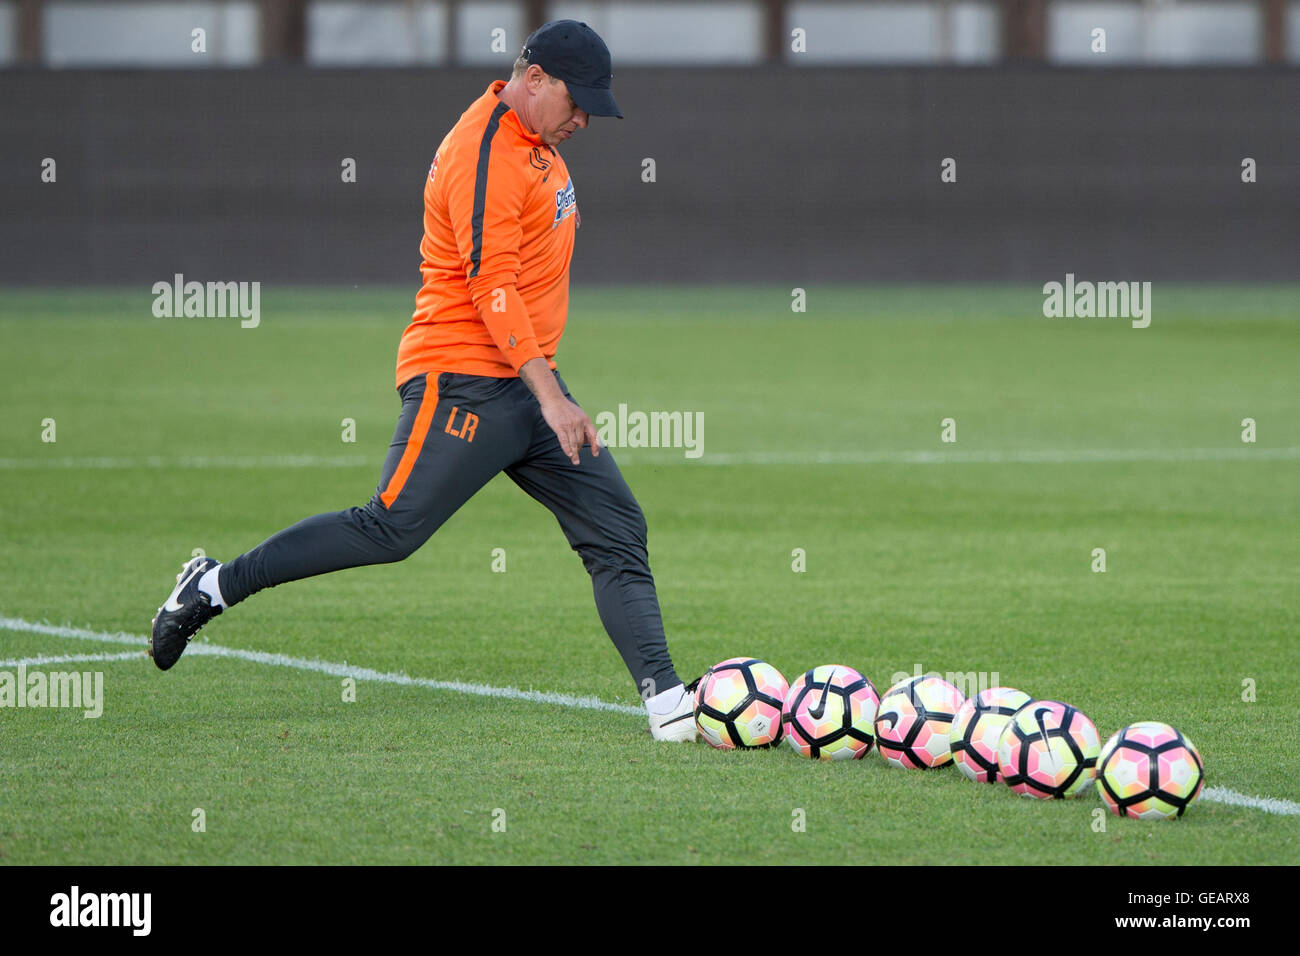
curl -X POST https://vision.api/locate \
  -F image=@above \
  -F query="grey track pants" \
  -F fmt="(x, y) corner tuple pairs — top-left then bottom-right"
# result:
(218, 369), (681, 695)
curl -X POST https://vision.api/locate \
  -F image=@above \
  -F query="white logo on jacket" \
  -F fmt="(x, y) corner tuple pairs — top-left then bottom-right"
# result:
(553, 177), (576, 227)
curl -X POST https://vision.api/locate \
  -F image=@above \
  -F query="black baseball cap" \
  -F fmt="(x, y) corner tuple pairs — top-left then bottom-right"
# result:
(520, 20), (623, 119)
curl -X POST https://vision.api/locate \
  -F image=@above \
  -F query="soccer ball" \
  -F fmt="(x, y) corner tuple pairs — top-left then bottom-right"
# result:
(782, 665), (880, 761)
(949, 686), (1034, 783)
(1097, 721), (1205, 820)
(997, 700), (1100, 799)
(694, 657), (789, 750)
(874, 675), (965, 769)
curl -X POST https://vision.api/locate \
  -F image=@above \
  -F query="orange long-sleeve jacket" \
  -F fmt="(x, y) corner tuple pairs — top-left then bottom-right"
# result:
(396, 80), (578, 387)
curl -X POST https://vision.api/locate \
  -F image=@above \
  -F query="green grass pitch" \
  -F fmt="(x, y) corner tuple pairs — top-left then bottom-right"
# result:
(1, 284), (1297, 864)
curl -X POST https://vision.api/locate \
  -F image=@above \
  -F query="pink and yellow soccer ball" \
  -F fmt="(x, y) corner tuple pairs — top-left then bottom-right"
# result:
(782, 665), (880, 761)
(874, 675), (965, 769)
(694, 657), (789, 750)
(1097, 721), (1205, 819)
(997, 700), (1101, 799)
(949, 687), (1034, 783)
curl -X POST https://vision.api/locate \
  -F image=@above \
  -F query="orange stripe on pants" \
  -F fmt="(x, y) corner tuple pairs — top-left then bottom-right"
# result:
(380, 373), (439, 509)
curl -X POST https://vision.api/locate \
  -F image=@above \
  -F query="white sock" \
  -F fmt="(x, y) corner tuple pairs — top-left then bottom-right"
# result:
(645, 682), (687, 716)
(198, 565), (226, 609)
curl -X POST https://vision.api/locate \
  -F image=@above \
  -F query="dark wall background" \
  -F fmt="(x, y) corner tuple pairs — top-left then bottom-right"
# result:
(2, 66), (1297, 285)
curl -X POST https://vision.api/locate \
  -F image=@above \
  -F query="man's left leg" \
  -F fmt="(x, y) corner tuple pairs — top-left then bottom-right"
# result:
(504, 374), (693, 740)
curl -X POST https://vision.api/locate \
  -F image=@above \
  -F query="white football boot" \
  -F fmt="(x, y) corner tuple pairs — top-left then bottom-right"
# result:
(647, 681), (698, 742)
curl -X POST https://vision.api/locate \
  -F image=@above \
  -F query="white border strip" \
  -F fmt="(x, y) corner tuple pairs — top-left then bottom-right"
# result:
(4, 615), (1299, 815)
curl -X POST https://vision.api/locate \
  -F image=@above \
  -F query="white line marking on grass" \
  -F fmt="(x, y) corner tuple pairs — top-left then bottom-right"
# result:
(0, 651), (144, 668)
(0, 618), (148, 647)
(0, 616), (643, 717)
(3, 447), (1297, 470)
(182, 642), (644, 714)
(680, 446), (1300, 466)
(1201, 786), (1300, 817)
(0, 454), (371, 471)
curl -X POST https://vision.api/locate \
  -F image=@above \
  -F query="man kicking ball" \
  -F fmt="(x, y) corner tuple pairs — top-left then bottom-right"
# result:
(149, 20), (697, 742)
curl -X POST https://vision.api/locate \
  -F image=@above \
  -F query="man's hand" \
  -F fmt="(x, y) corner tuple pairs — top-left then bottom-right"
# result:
(539, 396), (600, 466)
(518, 358), (600, 465)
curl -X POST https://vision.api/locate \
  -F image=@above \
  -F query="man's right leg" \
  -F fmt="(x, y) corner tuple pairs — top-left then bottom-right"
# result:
(502, 372), (693, 739)
(150, 372), (525, 668)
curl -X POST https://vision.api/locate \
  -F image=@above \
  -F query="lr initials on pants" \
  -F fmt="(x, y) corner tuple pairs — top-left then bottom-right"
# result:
(444, 406), (479, 442)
